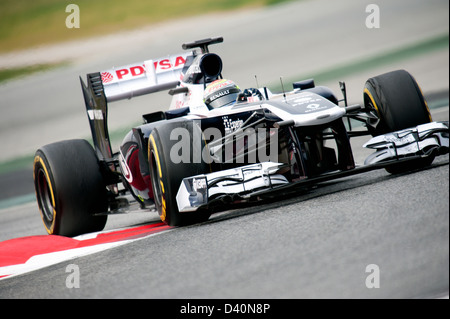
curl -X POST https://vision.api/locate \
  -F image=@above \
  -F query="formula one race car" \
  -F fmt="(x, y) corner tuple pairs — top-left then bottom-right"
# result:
(33, 37), (449, 237)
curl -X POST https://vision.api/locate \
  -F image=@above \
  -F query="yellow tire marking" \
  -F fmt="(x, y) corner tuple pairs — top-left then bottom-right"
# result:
(34, 156), (56, 234)
(414, 79), (433, 122)
(149, 134), (162, 178)
(364, 88), (380, 115)
(161, 197), (166, 221)
(149, 134), (167, 222)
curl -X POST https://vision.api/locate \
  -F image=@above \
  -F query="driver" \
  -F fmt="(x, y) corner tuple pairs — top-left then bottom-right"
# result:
(203, 79), (241, 110)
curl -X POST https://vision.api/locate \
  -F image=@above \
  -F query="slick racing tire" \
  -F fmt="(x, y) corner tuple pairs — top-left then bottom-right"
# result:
(33, 139), (108, 237)
(363, 69), (434, 173)
(364, 69), (432, 135)
(148, 120), (211, 226)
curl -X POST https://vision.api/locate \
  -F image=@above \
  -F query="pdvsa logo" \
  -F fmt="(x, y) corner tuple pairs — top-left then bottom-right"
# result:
(101, 56), (188, 84)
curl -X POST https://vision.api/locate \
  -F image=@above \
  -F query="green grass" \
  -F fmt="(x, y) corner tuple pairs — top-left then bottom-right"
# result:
(0, 0), (294, 53)
(0, 0), (294, 82)
(0, 62), (65, 83)
(0, 154), (33, 175)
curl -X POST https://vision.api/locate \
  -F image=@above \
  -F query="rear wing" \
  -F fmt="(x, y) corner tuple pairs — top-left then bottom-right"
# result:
(100, 52), (194, 102)
(80, 52), (194, 161)
(100, 35), (224, 102)
(80, 37), (223, 166)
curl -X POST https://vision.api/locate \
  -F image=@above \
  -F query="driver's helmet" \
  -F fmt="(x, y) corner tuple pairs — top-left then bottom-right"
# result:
(203, 79), (241, 109)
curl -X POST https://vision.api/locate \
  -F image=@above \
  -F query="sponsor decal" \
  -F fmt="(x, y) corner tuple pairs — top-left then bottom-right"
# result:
(306, 103), (321, 110)
(101, 55), (187, 84)
(87, 109), (103, 120)
(289, 94), (330, 112)
(209, 89), (230, 102)
(223, 116), (244, 134)
(101, 72), (113, 84)
(119, 149), (133, 183)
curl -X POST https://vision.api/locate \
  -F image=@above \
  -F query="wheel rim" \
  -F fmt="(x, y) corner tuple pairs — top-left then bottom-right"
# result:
(367, 103), (381, 128)
(364, 91), (382, 135)
(37, 168), (54, 223)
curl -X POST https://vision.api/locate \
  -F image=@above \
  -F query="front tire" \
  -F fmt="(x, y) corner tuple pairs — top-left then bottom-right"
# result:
(363, 70), (434, 173)
(364, 69), (432, 136)
(148, 120), (211, 226)
(33, 139), (108, 237)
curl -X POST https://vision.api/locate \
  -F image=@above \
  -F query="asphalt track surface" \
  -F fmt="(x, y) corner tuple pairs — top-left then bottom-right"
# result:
(0, 0), (448, 299)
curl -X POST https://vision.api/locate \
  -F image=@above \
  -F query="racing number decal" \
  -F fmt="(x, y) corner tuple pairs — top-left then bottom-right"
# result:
(149, 135), (167, 222)
(33, 156), (57, 234)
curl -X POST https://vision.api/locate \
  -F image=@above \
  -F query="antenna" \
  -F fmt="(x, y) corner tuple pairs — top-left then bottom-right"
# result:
(339, 81), (352, 130)
(254, 75), (260, 88)
(255, 75), (269, 100)
(280, 77), (287, 101)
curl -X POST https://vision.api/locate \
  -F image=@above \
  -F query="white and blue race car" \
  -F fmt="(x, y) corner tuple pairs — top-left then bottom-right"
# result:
(33, 37), (449, 237)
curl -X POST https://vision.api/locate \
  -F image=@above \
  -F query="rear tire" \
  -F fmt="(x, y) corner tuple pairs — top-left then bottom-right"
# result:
(148, 120), (211, 226)
(33, 139), (108, 237)
(363, 70), (434, 173)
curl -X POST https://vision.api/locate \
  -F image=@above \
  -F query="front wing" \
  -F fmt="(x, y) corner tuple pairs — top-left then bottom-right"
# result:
(176, 122), (449, 213)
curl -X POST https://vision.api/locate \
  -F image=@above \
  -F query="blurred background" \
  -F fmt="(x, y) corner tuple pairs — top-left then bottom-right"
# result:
(0, 0), (291, 55)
